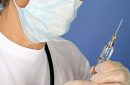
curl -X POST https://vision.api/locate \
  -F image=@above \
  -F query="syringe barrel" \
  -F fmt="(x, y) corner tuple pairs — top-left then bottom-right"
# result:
(98, 45), (114, 64)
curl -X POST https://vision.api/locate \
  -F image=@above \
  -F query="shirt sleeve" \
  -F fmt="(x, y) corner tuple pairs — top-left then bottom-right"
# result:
(78, 56), (90, 80)
(66, 40), (90, 80)
(68, 40), (90, 80)
(50, 37), (90, 80)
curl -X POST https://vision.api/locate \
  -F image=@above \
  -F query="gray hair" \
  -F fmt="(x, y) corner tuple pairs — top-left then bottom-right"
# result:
(0, 0), (9, 14)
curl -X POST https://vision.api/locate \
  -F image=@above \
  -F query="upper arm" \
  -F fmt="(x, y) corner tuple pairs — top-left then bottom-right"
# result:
(50, 37), (90, 80)
(61, 39), (90, 80)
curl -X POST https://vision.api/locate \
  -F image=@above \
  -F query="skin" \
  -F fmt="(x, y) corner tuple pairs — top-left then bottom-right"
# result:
(0, 0), (46, 50)
(0, 0), (129, 85)
(62, 61), (129, 85)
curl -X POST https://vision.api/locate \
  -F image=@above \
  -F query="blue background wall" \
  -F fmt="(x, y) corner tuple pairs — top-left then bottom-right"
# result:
(63, 0), (130, 70)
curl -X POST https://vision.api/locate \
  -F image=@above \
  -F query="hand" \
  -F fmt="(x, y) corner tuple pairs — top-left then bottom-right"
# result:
(62, 80), (98, 85)
(90, 61), (130, 85)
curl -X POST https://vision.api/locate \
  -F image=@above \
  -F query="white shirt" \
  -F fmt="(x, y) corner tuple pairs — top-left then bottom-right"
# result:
(0, 33), (90, 85)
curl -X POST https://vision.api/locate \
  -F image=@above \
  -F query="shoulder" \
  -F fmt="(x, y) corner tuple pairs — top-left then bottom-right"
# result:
(48, 37), (87, 61)
(49, 37), (80, 50)
(48, 37), (82, 56)
(48, 37), (90, 80)
(49, 37), (75, 46)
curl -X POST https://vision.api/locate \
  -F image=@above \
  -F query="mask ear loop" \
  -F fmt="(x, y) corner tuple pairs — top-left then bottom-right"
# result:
(13, 0), (20, 9)
(13, 0), (30, 9)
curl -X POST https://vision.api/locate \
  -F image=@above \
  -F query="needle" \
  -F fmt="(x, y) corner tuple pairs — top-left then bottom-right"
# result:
(115, 19), (124, 35)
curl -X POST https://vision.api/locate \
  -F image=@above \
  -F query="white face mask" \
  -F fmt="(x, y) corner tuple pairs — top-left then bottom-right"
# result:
(14, 0), (83, 42)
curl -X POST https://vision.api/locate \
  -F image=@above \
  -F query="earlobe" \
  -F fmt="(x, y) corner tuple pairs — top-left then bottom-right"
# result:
(14, 0), (29, 8)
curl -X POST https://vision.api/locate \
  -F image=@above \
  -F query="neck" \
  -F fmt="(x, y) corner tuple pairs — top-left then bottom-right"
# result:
(0, 1), (45, 50)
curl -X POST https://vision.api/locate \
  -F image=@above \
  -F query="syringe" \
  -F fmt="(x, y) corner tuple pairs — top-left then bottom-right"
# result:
(87, 19), (124, 80)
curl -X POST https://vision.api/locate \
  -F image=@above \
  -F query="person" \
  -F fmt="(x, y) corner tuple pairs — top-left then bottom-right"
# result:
(0, 0), (129, 85)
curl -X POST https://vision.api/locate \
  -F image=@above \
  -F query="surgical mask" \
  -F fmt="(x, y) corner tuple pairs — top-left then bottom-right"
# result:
(14, 0), (83, 42)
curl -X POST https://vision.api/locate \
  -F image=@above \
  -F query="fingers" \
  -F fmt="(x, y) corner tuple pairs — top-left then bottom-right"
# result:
(90, 69), (128, 84)
(62, 80), (86, 85)
(95, 61), (123, 73)
(99, 83), (122, 85)
(62, 80), (98, 85)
